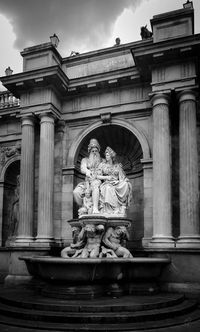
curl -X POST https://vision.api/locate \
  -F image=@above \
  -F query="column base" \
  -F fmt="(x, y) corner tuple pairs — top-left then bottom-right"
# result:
(142, 237), (152, 247)
(176, 236), (200, 248)
(35, 236), (54, 247)
(13, 236), (34, 246)
(149, 236), (175, 248)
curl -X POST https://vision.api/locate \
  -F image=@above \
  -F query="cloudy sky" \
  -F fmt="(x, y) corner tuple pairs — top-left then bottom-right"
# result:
(0, 0), (199, 90)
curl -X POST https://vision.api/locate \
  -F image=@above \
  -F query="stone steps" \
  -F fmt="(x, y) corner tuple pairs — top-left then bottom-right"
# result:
(0, 298), (197, 323)
(0, 308), (200, 331)
(0, 288), (185, 312)
(0, 287), (199, 330)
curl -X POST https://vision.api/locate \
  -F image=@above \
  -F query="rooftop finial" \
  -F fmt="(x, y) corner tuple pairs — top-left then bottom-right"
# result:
(5, 66), (13, 76)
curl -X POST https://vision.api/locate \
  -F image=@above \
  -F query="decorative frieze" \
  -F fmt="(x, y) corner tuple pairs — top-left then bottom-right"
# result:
(0, 141), (21, 168)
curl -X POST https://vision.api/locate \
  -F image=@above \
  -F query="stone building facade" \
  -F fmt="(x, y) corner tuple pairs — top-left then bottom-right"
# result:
(0, 2), (200, 294)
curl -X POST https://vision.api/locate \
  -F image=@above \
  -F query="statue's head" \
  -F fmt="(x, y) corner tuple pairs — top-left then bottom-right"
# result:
(115, 226), (127, 236)
(105, 146), (116, 162)
(88, 139), (100, 154)
(85, 189), (91, 198)
(72, 225), (82, 237)
(115, 37), (120, 46)
(84, 223), (96, 235)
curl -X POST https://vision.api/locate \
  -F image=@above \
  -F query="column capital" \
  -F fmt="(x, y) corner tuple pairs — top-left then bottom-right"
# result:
(177, 89), (197, 104)
(151, 93), (170, 107)
(39, 112), (56, 124)
(21, 114), (36, 127)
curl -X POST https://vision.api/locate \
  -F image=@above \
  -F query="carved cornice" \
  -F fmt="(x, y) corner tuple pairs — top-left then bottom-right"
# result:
(0, 65), (69, 98)
(132, 34), (200, 80)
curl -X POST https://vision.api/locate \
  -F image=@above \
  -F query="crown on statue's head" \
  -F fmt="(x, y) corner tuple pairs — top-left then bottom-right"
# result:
(88, 138), (100, 152)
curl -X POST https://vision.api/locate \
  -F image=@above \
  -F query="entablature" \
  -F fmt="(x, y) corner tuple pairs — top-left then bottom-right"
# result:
(132, 34), (200, 81)
(0, 65), (69, 99)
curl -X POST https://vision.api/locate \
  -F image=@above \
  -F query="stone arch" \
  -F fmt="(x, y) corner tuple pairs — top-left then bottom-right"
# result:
(0, 155), (21, 182)
(67, 118), (151, 167)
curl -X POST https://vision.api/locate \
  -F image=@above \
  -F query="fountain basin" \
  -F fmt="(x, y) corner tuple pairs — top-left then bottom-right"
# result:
(20, 256), (170, 299)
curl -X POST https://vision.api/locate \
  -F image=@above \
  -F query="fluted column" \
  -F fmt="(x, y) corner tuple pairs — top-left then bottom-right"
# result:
(176, 90), (200, 248)
(15, 115), (35, 244)
(150, 94), (175, 247)
(36, 113), (55, 244)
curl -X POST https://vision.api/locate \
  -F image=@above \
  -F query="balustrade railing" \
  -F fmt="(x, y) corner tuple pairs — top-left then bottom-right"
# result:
(0, 91), (20, 109)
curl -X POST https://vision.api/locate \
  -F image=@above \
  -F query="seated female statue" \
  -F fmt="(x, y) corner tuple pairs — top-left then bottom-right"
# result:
(97, 147), (132, 216)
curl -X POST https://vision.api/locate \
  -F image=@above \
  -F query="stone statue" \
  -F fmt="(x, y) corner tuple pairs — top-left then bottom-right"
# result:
(78, 189), (93, 217)
(73, 224), (105, 258)
(140, 25), (153, 39)
(102, 226), (133, 258)
(97, 147), (132, 216)
(74, 141), (132, 217)
(61, 224), (85, 258)
(64, 140), (133, 260)
(114, 37), (121, 46)
(10, 175), (20, 237)
(73, 138), (103, 214)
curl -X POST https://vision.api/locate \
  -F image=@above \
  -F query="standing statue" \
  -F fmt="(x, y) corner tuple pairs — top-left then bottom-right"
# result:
(73, 138), (103, 214)
(97, 147), (132, 216)
(10, 175), (20, 237)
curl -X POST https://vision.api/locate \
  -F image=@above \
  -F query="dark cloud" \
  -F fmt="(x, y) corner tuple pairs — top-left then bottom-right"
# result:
(0, 0), (144, 56)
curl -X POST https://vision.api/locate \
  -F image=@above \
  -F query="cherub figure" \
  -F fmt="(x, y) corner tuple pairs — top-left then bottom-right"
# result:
(78, 190), (93, 217)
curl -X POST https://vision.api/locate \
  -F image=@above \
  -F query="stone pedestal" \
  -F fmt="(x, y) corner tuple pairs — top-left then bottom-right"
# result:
(176, 90), (200, 248)
(150, 94), (175, 247)
(36, 113), (55, 245)
(15, 115), (35, 244)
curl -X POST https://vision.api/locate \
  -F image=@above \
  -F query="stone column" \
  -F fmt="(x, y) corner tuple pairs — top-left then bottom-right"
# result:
(150, 94), (175, 247)
(176, 90), (200, 248)
(36, 113), (55, 244)
(15, 115), (35, 244)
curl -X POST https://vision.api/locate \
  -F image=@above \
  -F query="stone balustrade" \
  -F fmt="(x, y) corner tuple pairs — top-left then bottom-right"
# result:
(0, 91), (20, 109)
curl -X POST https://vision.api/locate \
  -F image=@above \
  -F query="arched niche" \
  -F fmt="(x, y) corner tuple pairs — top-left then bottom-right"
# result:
(68, 119), (151, 167)
(1, 159), (20, 246)
(71, 123), (145, 248)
